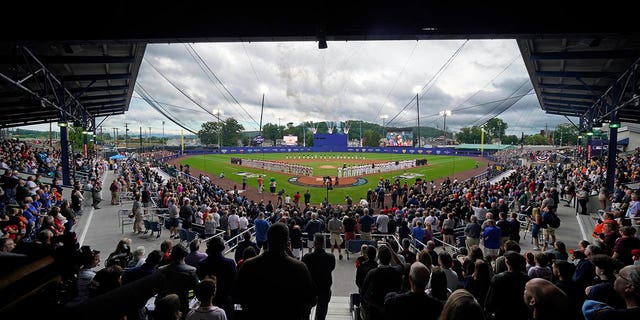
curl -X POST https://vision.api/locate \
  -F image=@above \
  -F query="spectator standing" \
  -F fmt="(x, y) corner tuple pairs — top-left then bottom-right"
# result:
(485, 251), (530, 320)
(304, 189), (311, 205)
(361, 244), (403, 320)
(234, 223), (317, 319)
(327, 213), (344, 260)
(302, 233), (336, 320)
(186, 278), (227, 320)
(482, 219), (501, 259)
(156, 243), (199, 320)
(234, 232), (259, 264)
(359, 209), (375, 241)
(110, 179), (120, 205)
(196, 237), (237, 319)
(185, 239), (208, 268)
(383, 262), (443, 320)
(465, 216), (481, 252)
(253, 212), (270, 250)
(304, 213), (324, 254)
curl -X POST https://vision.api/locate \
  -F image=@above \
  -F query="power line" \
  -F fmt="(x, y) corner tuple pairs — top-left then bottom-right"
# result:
(143, 58), (221, 121)
(183, 44), (245, 123)
(374, 41), (419, 119)
(385, 40), (469, 128)
(135, 83), (198, 134)
(186, 44), (260, 130)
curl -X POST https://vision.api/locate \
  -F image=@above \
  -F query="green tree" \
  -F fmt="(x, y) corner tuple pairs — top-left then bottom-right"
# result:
(484, 118), (508, 139)
(362, 129), (382, 147)
(553, 123), (579, 146)
(456, 126), (483, 144)
(68, 126), (94, 153)
(524, 133), (550, 145)
(197, 121), (221, 145)
(262, 123), (281, 146)
(502, 134), (519, 145)
(220, 118), (244, 146)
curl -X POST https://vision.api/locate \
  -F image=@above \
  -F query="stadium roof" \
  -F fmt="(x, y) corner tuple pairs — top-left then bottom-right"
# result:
(0, 43), (145, 128)
(1, 2), (639, 129)
(518, 38), (640, 128)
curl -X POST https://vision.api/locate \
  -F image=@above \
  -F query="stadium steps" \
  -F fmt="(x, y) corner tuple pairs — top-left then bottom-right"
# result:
(311, 296), (351, 320)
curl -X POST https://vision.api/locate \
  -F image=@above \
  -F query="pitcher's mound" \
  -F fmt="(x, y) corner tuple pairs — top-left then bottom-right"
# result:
(289, 176), (368, 188)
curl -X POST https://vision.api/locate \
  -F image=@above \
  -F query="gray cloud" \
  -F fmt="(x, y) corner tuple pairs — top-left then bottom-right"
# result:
(24, 40), (576, 136)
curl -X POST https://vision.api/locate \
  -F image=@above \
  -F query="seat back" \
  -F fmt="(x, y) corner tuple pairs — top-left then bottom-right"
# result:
(178, 228), (189, 242)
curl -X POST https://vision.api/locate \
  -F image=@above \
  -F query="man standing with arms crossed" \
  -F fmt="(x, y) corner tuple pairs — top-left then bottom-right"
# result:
(328, 213), (344, 260)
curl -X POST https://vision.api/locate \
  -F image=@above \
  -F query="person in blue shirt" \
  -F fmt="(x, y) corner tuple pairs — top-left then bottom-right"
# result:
(412, 221), (426, 250)
(358, 208), (375, 241)
(482, 219), (501, 260)
(253, 212), (271, 250)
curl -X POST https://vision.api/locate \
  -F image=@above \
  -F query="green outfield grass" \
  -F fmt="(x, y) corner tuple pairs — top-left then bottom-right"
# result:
(180, 152), (482, 205)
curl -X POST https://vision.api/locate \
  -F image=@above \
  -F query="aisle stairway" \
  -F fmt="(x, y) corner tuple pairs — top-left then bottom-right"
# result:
(312, 296), (351, 320)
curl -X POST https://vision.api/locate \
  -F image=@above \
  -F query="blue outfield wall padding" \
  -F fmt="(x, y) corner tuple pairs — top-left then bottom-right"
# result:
(189, 146), (481, 156)
(313, 133), (348, 152)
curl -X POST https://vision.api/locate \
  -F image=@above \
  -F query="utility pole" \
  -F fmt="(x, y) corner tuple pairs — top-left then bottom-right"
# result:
(114, 128), (118, 149)
(359, 120), (363, 147)
(217, 109), (221, 148)
(162, 121), (165, 151)
(139, 126), (142, 150)
(124, 123), (129, 151)
(148, 127), (152, 151)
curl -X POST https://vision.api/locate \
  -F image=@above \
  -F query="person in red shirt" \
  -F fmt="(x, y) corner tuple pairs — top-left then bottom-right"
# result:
(293, 191), (301, 208)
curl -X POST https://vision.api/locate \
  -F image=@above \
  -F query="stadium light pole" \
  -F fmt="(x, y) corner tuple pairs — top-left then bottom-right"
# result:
(440, 110), (451, 144)
(259, 85), (268, 137)
(413, 86), (421, 147)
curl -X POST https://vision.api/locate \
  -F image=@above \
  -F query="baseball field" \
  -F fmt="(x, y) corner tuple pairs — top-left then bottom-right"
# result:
(178, 152), (483, 204)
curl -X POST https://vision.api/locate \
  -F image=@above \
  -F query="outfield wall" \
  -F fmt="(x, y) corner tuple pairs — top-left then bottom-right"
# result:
(181, 146), (482, 156)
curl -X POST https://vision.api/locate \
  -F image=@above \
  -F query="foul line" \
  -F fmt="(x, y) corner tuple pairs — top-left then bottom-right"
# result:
(575, 212), (589, 241)
(77, 207), (95, 246)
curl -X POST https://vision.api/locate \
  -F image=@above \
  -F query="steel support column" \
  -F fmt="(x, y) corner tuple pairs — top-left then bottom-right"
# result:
(606, 125), (618, 193)
(60, 125), (71, 186)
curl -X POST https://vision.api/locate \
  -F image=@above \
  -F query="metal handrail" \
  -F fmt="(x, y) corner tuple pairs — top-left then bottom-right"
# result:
(223, 226), (256, 255)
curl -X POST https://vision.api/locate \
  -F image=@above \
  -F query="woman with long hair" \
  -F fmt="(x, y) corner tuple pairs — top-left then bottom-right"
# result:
(528, 207), (542, 250)
(463, 260), (492, 306)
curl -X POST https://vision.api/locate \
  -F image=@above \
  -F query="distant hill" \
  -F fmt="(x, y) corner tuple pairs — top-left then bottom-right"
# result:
(6, 128), (49, 139)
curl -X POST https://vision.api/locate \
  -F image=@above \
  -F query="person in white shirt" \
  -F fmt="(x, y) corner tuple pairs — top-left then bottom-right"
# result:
(239, 212), (249, 232)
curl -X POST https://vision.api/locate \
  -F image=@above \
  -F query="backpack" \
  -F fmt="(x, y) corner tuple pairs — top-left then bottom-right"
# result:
(545, 212), (561, 228)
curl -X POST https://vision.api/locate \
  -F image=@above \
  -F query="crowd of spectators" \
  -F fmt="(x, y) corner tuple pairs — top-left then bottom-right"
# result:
(3, 143), (640, 320)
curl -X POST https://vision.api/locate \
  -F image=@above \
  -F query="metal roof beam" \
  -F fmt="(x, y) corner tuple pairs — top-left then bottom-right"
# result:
(535, 71), (617, 78)
(62, 73), (131, 82)
(541, 92), (597, 100)
(82, 99), (126, 107)
(0, 46), (91, 123)
(0, 55), (136, 65)
(69, 84), (129, 93)
(543, 98), (593, 106)
(530, 50), (640, 60)
(78, 93), (128, 102)
(583, 56), (640, 123)
(538, 83), (608, 92)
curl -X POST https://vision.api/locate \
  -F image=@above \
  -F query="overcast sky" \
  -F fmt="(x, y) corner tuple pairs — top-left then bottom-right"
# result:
(31, 39), (577, 137)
